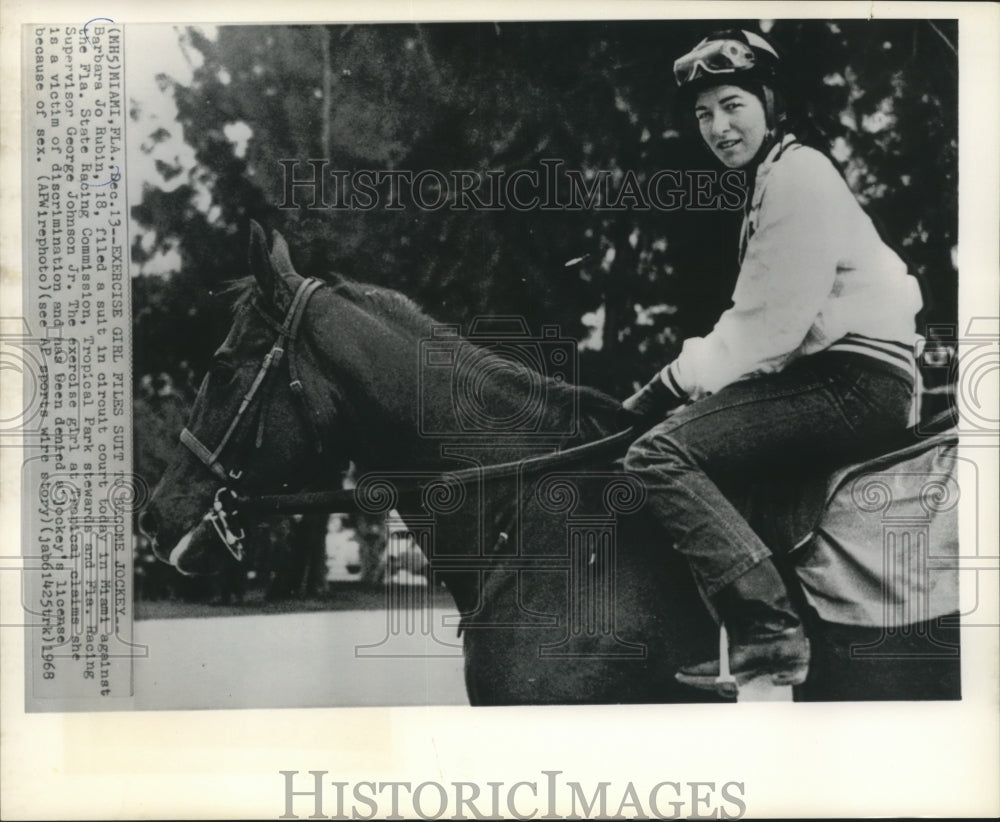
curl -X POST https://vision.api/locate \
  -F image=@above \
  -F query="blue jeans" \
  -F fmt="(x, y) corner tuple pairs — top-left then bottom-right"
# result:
(623, 351), (914, 597)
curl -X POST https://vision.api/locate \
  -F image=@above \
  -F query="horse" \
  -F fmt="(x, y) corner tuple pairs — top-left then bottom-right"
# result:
(140, 222), (960, 704)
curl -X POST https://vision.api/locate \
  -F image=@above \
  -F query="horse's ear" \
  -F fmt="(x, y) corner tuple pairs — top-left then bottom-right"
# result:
(269, 230), (303, 287)
(248, 220), (291, 311)
(249, 220), (276, 292)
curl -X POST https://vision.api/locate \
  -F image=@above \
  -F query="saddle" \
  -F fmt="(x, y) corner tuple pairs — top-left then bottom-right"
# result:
(744, 410), (959, 627)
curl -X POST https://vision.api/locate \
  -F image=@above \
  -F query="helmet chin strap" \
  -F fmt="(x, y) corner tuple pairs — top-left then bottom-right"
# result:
(747, 128), (784, 176)
(750, 86), (786, 169)
(763, 85), (777, 126)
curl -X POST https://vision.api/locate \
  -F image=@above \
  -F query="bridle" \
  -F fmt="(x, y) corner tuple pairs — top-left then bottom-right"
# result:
(179, 276), (327, 561)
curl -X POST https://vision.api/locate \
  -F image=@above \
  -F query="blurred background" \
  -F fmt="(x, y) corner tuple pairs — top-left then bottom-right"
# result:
(127, 19), (958, 613)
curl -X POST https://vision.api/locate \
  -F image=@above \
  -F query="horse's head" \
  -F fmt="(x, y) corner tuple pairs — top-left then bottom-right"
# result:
(139, 221), (349, 575)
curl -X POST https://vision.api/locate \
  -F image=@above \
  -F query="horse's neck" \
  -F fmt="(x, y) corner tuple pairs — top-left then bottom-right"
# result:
(305, 288), (626, 613)
(304, 291), (429, 467)
(309, 289), (618, 470)
(305, 285), (624, 485)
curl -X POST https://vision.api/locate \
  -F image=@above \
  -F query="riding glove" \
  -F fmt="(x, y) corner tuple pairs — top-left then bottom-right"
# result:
(622, 362), (688, 421)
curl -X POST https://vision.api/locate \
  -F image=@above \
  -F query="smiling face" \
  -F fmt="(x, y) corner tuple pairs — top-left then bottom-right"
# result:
(695, 84), (768, 169)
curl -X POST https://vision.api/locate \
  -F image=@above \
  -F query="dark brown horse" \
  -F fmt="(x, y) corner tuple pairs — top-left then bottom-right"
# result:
(141, 223), (959, 704)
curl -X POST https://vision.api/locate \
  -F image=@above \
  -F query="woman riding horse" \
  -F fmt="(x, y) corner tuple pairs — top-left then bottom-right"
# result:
(623, 29), (923, 694)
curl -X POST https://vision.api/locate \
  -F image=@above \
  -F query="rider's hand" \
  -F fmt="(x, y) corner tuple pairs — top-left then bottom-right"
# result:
(622, 369), (686, 421)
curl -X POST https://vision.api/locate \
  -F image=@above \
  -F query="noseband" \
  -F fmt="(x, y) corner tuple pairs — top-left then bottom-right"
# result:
(179, 276), (326, 560)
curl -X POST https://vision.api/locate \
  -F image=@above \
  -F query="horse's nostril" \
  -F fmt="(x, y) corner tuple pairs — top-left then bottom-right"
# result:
(138, 508), (158, 539)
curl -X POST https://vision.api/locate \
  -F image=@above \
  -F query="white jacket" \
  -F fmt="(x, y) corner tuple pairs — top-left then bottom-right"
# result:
(663, 133), (923, 401)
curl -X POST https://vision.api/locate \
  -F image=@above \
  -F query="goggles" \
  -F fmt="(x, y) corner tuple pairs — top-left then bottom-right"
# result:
(673, 39), (758, 86)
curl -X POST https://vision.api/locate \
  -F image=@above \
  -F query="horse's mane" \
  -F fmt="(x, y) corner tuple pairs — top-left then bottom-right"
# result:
(222, 271), (624, 437)
(221, 273), (426, 328)
(333, 279), (436, 340)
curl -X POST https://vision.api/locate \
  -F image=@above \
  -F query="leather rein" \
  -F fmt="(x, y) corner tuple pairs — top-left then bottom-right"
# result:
(180, 276), (639, 559)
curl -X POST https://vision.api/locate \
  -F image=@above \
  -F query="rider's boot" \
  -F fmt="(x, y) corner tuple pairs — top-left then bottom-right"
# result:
(676, 558), (810, 698)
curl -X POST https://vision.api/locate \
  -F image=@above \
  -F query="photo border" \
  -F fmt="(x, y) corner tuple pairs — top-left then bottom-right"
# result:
(2, 1), (997, 818)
